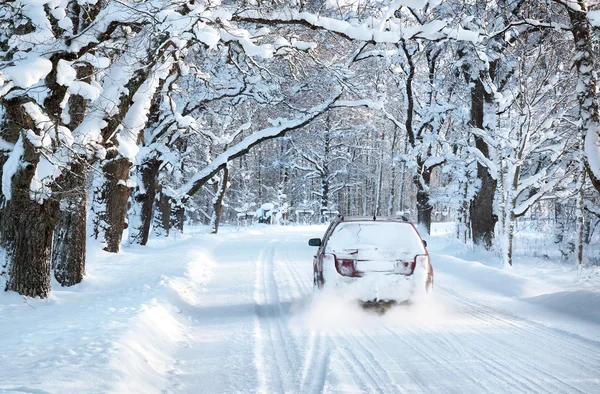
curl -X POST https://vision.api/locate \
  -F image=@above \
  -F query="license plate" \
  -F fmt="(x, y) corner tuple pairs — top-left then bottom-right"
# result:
(355, 261), (396, 272)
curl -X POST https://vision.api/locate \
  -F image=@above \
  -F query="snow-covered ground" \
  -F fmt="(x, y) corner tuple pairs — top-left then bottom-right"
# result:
(1, 224), (600, 393)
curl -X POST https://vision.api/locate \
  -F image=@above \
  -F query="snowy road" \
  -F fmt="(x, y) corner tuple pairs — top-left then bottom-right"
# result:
(164, 227), (600, 394)
(1, 226), (600, 393)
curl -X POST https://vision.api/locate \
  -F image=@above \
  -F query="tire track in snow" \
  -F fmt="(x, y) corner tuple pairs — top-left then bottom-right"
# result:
(406, 325), (509, 392)
(277, 238), (310, 300)
(439, 281), (600, 362)
(375, 295), (590, 393)
(441, 285), (600, 370)
(275, 239), (332, 394)
(330, 337), (386, 393)
(446, 323), (566, 394)
(254, 239), (300, 393)
(426, 325), (546, 394)
(456, 313), (589, 393)
(299, 331), (330, 394)
(366, 326), (469, 393)
(379, 324), (492, 393)
(435, 286), (597, 393)
(338, 332), (401, 393)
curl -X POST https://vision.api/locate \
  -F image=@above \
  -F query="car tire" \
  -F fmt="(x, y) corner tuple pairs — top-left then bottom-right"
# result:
(313, 273), (324, 292)
(425, 274), (434, 293)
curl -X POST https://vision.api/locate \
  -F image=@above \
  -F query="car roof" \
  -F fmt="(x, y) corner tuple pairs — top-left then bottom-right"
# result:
(334, 215), (412, 223)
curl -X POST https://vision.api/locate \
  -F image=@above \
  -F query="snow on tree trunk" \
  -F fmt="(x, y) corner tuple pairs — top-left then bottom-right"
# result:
(566, 5), (600, 194)
(171, 201), (185, 235)
(576, 163), (586, 266)
(457, 177), (471, 244)
(211, 166), (229, 234)
(1, 99), (59, 298)
(387, 126), (399, 217)
(51, 162), (89, 286)
(455, 150), (474, 244)
(320, 176), (330, 224)
(397, 133), (409, 215)
(51, 63), (93, 287)
(375, 129), (385, 216)
(320, 128), (331, 224)
(414, 160), (433, 234)
(128, 159), (161, 246)
(576, 130), (586, 266)
(500, 160), (518, 268)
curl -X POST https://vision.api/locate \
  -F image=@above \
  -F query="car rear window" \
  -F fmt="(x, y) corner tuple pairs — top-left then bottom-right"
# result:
(325, 222), (425, 260)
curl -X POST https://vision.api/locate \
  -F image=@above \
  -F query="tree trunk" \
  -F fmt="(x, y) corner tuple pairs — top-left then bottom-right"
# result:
(1, 139), (58, 297)
(457, 175), (471, 244)
(564, 5), (600, 194)
(257, 150), (263, 205)
(470, 159), (497, 248)
(375, 155), (384, 216)
(3, 197), (58, 298)
(469, 76), (497, 249)
(2, 174), (59, 298)
(503, 211), (515, 268)
(320, 175), (329, 223)
(576, 144), (586, 266)
(128, 159), (161, 245)
(51, 162), (89, 286)
(154, 187), (171, 237)
(211, 166), (229, 234)
(171, 202), (185, 234)
(320, 129), (331, 223)
(501, 164), (517, 268)
(102, 157), (132, 252)
(51, 62), (93, 286)
(387, 126), (399, 216)
(414, 161), (433, 234)
(397, 133), (409, 215)
(0, 99), (60, 298)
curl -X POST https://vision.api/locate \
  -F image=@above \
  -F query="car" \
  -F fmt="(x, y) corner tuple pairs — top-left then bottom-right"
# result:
(308, 216), (433, 305)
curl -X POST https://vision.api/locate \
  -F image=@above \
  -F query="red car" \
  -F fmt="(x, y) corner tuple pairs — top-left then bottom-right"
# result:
(309, 216), (433, 304)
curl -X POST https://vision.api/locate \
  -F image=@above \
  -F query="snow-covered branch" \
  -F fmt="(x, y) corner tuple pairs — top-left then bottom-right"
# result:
(177, 89), (344, 196)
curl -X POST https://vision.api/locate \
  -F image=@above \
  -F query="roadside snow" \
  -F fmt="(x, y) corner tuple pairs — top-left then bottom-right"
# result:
(522, 290), (600, 324)
(0, 234), (219, 393)
(427, 222), (600, 336)
(1, 223), (599, 393)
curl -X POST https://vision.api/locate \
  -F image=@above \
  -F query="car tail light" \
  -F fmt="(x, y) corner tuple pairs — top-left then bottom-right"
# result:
(398, 260), (416, 275)
(332, 256), (363, 277)
(415, 254), (429, 270)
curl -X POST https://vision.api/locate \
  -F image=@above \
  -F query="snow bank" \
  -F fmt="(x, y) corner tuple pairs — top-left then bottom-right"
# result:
(108, 301), (185, 393)
(521, 290), (600, 324)
(427, 222), (600, 330)
(430, 253), (551, 298)
(0, 234), (218, 393)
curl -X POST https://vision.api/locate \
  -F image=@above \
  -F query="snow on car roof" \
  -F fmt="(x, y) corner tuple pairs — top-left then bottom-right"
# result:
(325, 220), (425, 259)
(336, 216), (411, 222)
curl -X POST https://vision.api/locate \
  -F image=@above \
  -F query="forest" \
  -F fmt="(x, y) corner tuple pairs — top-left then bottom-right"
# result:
(1, 0), (600, 299)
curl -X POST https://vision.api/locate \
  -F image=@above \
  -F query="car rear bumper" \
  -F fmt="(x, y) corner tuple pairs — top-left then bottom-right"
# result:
(329, 273), (417, 302)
